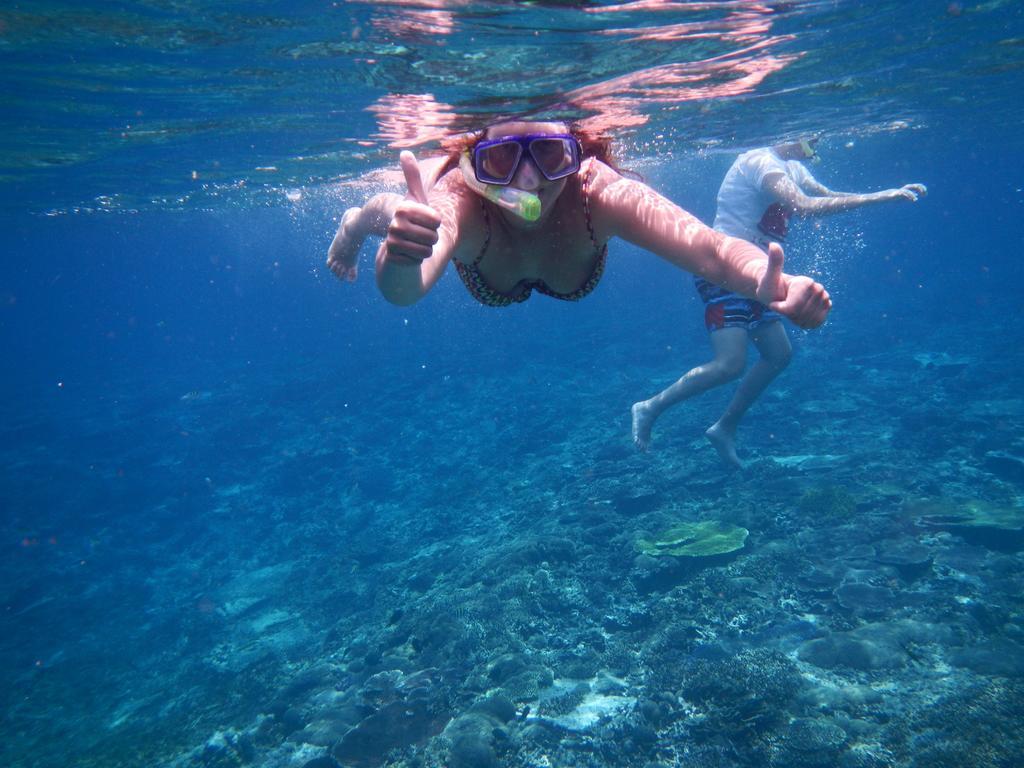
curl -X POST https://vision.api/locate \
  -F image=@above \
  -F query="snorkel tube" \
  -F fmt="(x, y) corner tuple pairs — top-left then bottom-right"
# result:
(459, 153), (541, 222)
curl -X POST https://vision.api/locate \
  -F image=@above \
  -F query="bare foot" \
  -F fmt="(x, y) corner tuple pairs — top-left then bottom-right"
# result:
(326, 207), (364, 283)
(631, 401), (655, 451)
(705, 422), (743, 470)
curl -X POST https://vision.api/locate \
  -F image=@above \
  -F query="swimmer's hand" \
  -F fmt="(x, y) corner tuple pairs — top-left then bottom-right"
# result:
(756, 242), (832, 330)
(384, 151), (442, 267)
(879, 183), (928, 203)
(896, 183), (927, 201)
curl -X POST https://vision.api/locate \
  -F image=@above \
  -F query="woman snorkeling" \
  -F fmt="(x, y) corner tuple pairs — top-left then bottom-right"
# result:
(327, 120), (831, 328)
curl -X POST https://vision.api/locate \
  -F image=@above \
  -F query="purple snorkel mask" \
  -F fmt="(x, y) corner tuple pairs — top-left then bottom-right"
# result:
(470, 133), (582, 185)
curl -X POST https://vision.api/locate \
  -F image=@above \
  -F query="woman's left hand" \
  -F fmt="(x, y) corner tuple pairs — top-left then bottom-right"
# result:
(756, 242), (832, 329)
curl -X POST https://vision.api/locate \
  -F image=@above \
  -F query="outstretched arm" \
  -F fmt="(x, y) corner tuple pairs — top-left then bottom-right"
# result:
(591, 163), (831, 328)
(799, 176), (858, 197)
(769, 172), (927, 216)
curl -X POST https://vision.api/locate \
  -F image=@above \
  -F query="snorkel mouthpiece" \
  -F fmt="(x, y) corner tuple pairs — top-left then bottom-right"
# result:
(459, 154), (541, 222)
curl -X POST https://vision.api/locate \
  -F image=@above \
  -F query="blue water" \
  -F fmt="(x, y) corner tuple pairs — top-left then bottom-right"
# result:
(3, 2), (1024, 767)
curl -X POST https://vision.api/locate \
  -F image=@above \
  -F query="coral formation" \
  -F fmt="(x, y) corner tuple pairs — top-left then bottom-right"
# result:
(635, 520), (749, 558)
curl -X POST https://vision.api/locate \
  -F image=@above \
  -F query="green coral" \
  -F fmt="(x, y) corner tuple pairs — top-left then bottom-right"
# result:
(912, 499), (1024, 530)
(636, 520), (748, 558)
(910, 498), (1024, 552)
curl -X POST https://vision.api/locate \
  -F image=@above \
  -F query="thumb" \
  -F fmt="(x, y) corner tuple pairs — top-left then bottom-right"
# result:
(400, 150), (427, 204)
(756, 242), (785, 303)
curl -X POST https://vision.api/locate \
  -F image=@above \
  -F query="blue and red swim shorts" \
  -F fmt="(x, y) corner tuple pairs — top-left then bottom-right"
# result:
(703, 296), (782, 332)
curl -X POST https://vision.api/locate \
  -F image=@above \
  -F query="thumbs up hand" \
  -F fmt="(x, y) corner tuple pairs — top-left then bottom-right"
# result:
(754, 241), (785, 306)
(757, 242), (832, 329)
(384, 151), (443, 266)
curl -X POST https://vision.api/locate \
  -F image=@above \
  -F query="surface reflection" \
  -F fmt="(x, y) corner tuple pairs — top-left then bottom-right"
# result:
(369, 93), (459, 148)
(364, 0), (797, 147)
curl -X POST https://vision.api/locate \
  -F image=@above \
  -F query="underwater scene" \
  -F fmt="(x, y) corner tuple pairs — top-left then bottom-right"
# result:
(2, 1), (1024, 767)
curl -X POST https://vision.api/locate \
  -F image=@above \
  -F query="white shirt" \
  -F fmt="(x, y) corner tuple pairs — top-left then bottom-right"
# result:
(712, 147), (814, 243)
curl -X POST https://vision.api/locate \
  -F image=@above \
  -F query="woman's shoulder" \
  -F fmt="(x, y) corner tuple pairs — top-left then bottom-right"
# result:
(583, 156), (619, 180)
(582, 157), (643, 206)
(574, 158), (628, 242)
(581, 157), (633, 199)
(581, 157), (673, 242)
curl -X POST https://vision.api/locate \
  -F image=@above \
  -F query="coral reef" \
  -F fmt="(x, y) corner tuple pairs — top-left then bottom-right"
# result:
(4, 285), (1024, 768)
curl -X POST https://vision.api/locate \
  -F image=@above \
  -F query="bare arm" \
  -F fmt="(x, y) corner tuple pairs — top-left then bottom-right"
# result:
(591, 162), (830, 328)
(799, 176), (858, 197)
(592, 164), (774, 297)
(374, 152), (472, 306)
(768, 172), (927, 216)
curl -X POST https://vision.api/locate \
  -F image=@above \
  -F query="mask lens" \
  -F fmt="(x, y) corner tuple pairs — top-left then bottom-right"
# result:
(529, 137), (578, 179)
(477, 141), (521, 183)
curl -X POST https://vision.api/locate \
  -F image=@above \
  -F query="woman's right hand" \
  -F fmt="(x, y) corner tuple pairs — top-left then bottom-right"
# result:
(383, 151), (442, 266)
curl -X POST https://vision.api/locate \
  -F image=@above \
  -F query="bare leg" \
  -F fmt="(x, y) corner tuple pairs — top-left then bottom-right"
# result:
(706, 320), (791, 469)
(326, 192), (403, 283)
(632, 327), (748, 451)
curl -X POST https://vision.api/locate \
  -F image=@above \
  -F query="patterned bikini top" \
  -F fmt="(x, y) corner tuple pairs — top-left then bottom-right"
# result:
(453, 160), (607, 307)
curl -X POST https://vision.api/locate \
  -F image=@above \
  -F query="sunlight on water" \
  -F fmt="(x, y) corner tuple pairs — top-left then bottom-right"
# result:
(1, 0), (1021, 214)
